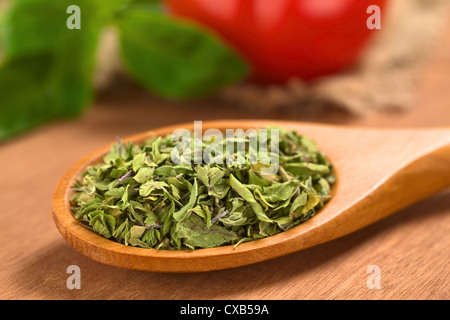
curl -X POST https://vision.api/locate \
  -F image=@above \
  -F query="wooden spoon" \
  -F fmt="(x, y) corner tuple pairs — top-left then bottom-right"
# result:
(52, 120), (450, 273)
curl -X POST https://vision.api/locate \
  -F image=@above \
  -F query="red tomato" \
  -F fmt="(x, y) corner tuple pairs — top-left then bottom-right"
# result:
(165, 0), (387, 84)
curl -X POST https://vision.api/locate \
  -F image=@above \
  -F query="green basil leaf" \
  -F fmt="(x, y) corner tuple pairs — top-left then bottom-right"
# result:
(0, 0), (109, 141)
(116, 8), (248, 99)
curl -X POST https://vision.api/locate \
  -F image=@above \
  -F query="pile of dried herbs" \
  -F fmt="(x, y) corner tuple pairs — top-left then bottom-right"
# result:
(70, 128), (336, 250)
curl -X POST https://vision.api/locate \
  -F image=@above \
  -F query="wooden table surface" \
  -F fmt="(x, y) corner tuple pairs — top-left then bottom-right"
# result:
(2, 28), (450, 301)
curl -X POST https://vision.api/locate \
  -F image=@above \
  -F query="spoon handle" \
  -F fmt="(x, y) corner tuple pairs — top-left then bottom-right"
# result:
(332, 129), (450, 237)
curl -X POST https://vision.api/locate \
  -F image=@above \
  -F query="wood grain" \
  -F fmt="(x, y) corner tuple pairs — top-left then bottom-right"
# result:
(2, 21), (450, 301)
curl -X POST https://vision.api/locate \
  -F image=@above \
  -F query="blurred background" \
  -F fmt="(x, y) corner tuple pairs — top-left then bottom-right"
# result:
(1, 0), (450, 145)
(1, 0), (450, 300)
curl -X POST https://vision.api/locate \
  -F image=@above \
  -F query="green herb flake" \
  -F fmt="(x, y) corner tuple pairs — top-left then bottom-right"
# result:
(70, 128), (336, 250)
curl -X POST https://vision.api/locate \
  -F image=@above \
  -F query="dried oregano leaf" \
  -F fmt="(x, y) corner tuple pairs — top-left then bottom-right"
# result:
(70, 127), (336, 250)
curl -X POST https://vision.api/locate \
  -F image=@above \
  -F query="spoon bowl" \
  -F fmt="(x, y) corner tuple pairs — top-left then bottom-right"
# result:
(52, 120), (450, 272)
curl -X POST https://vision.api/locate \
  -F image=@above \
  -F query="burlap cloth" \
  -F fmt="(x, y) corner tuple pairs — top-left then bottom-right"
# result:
(86, 0), (450, 114)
